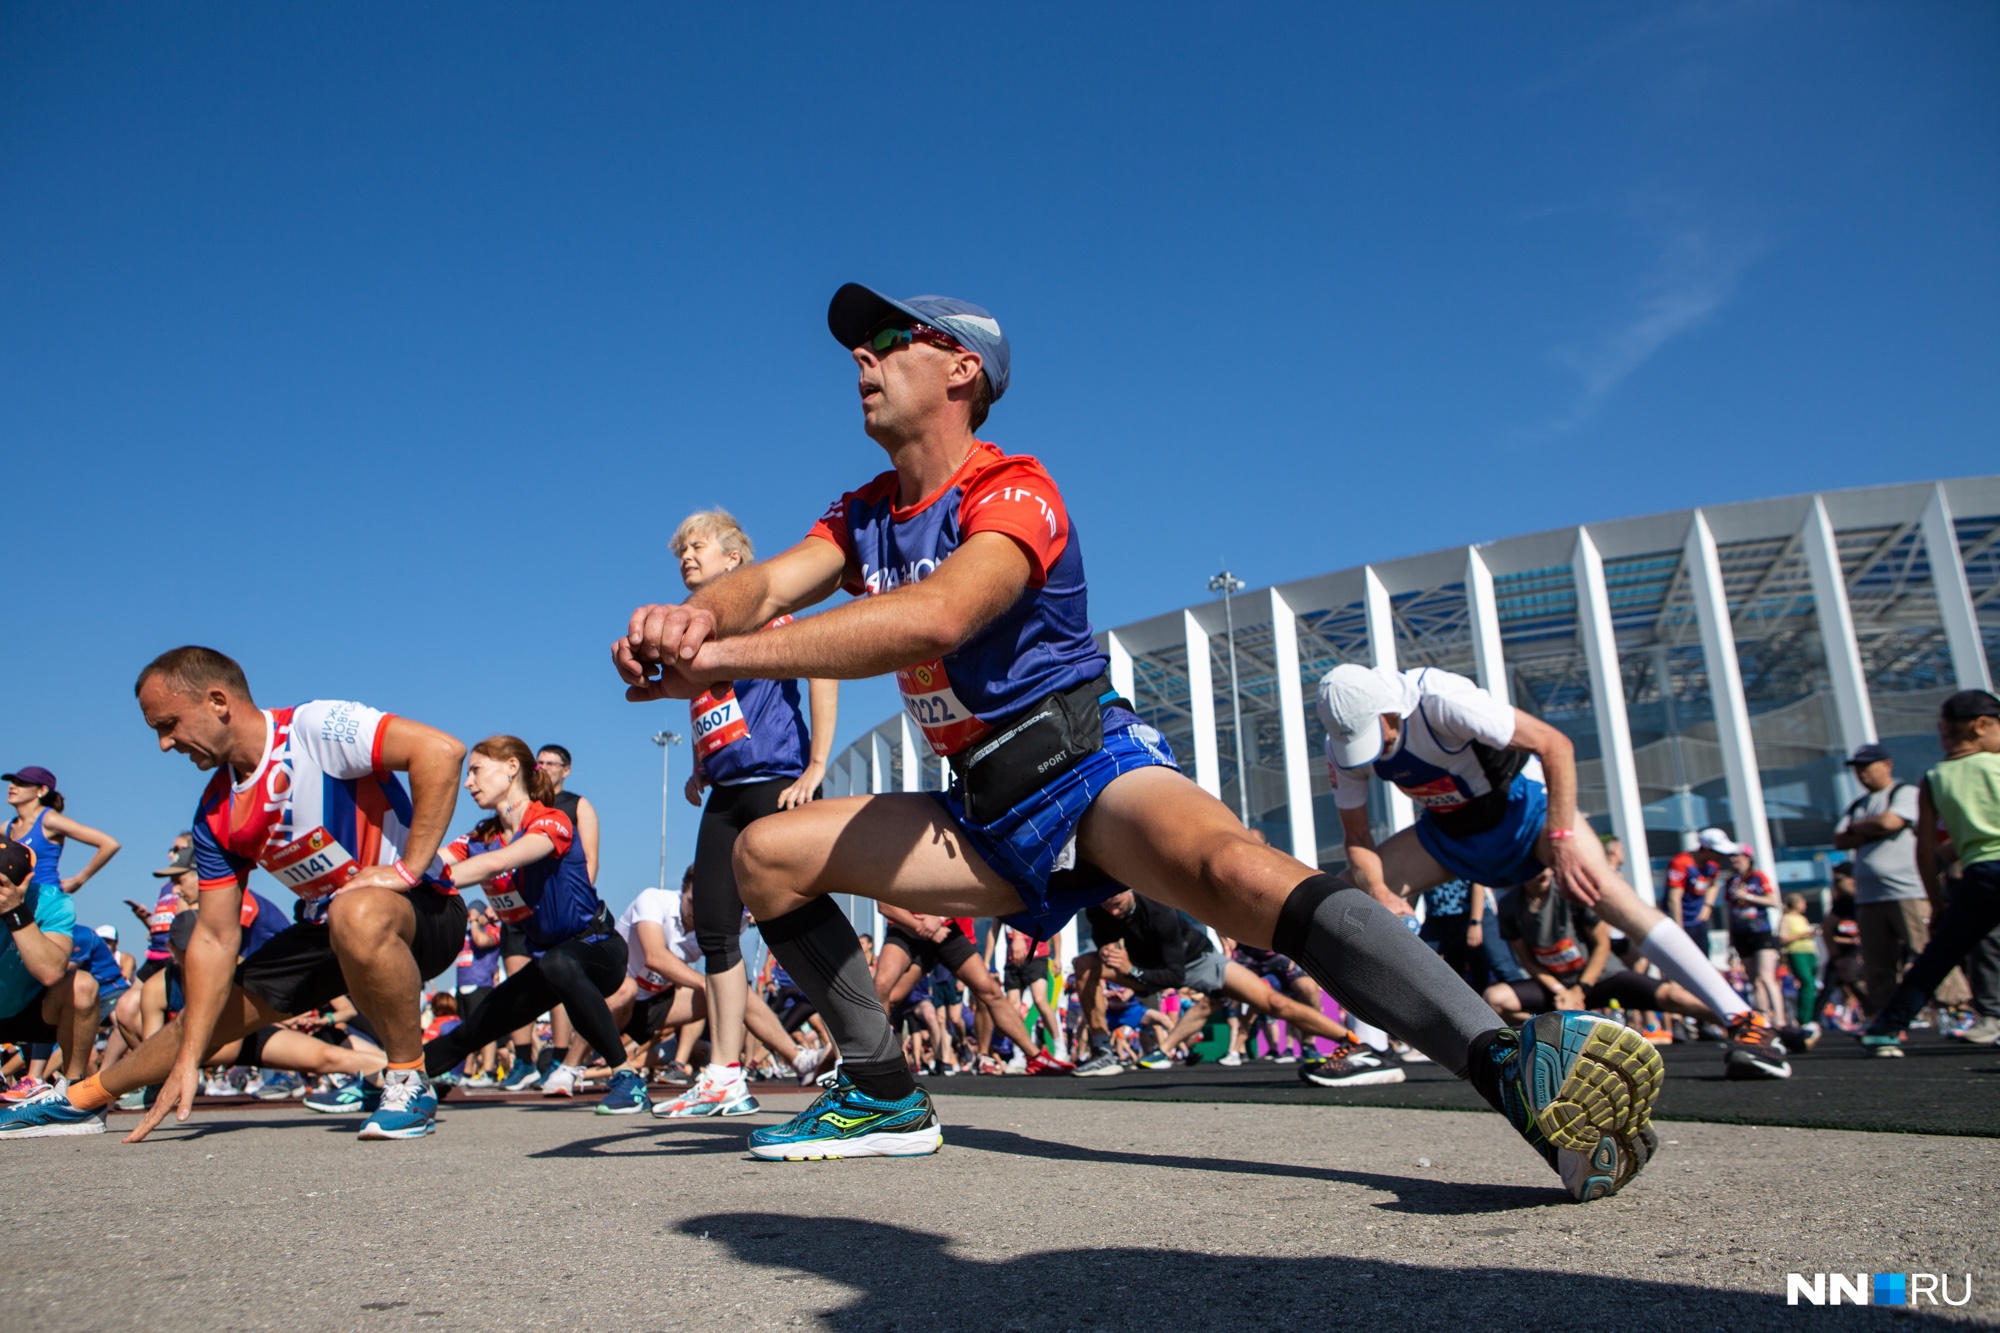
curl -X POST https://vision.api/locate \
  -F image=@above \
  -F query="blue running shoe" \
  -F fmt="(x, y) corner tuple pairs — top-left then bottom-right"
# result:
(1488, 1012), (1664, 1203)
(748, 1075), (942, 1161)
(0, 1086), (107, 1139)
(500, 1060), (542, 1092)
(596, 1069), (651, 1116)
(357, 1071), (437, 1140)
(303, 1075), (382, 1116)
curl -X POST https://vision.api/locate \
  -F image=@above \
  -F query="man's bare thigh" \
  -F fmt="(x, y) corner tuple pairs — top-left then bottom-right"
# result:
(1371, 826), (1455, 901)
(1074, 766), (1311, 944)
(737, 793), (1025, 917)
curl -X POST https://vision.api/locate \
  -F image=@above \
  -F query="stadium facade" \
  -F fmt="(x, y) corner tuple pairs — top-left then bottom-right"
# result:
(825, 476), (1999, 896)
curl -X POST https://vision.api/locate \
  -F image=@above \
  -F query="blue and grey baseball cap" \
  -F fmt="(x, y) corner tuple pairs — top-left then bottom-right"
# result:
(827, 283), (1011, 401)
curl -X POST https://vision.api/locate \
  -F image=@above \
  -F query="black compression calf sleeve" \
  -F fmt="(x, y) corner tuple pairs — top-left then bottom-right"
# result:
(759, 896), (913, 1101)
(1271, 873), (1502, 1078)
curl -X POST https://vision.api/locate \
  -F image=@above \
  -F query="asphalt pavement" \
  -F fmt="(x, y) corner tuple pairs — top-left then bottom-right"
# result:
(4, 1090), (1996, 1331)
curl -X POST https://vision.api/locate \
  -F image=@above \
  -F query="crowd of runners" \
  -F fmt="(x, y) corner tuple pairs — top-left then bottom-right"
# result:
(5, 284), (1998, 1210)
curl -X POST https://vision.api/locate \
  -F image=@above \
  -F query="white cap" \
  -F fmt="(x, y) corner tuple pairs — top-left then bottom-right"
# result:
(94, 924), (117, 940)
(1696, 827), (1740, 855)
(1316, 664), (1407, 768)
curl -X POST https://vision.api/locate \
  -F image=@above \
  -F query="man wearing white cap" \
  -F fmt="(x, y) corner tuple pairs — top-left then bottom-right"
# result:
(1317, 662), (1790, 1080)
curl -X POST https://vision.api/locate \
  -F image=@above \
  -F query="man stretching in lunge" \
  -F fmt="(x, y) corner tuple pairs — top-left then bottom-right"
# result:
(0, 647), (469, 1142)
(1315, 662), (1790, 1081)
(614, 283), (1664, 1200)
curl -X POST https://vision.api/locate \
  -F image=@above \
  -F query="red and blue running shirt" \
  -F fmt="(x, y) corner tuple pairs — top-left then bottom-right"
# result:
(440, 802), (603, 951)
(808, 441), (1107, 756)
(189, 701), (434, 924)
(689, 617), (811, 787)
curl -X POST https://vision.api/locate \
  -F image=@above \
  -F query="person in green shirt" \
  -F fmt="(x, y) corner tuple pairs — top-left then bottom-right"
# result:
(1777, 894), (1820, 1030)
(1861, 689), (2000, 1056)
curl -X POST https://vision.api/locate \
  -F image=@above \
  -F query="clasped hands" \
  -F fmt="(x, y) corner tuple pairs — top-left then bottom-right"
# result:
(612, 604), (725, 702)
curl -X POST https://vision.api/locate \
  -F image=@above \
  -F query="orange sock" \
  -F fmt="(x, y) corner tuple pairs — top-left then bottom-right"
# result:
(68, 1075), (110, 1111)
(386, 1057), (424, 1072)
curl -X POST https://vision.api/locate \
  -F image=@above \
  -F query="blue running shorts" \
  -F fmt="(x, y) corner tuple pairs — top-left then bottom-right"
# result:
(934, 706), (1178, 942)
(1413, 774), (1548, 889)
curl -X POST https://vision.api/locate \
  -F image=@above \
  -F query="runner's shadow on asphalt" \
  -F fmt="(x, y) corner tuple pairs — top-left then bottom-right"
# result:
(946, 1125), (1554, 1215)
(524, 1120), (756, 1159)
(678, 1213), (1909, 1332)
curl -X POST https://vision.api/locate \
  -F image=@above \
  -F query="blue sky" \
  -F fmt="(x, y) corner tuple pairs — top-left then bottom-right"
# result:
(3, 3), (1994, 936)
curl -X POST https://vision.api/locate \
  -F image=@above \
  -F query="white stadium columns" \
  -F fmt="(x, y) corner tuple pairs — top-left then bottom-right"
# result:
(1570, 528), (1651, 875)
(1362, 567), (1414, 833)
(1466, 546), (1510, 707)
(898, 715), (922, 793)
(1922, 483), (1994, 692)
(1183, 609), (1222, 798)
(1686, 511), (1776, 877)
(1801, 496), (1877, 753)
(1106, 630), (1137, 705)
(1269, 588), (1319, 865)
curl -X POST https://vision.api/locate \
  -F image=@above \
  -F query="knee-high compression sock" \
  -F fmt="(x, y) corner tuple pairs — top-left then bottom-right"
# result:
(1639, 918), (1750, 1020)
(758, 896), (914, 1102)
(1272, 874), (1503, 1080)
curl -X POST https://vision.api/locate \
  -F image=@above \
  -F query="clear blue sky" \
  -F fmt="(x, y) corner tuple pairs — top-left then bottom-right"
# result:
(4, 3), (1994, 937)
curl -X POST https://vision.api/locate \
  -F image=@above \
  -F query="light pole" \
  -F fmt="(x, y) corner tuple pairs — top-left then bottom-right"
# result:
(651, 730), (683, 892)
(1208, 565), (1250, 826)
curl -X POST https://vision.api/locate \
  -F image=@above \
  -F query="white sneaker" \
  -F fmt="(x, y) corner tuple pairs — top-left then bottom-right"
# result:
(1004, 1051), (1027, 1074)
(201, 1076), (236, 1097)
(793, 1044), (831, 1086)
(1218, 1051), (1244, 1067)
(540, 1064), (580, 1097)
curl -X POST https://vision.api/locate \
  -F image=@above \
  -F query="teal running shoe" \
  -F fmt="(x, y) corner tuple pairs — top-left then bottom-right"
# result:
(357, 1072), (437, 1140)
(0, 1086), (106, 1139)
(1860, 1033), (1905, 1058)
(1137, 1051), (1172, 1070)
(303, 1075), (382, 1115)
(1489, 1013), (1664, 1203)
(748, 1075), (942, 1161)
(595, 1069), (652, 1116)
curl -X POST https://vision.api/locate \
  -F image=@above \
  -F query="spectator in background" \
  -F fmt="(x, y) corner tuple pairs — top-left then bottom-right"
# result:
(1417, 877), (1485, 986)
(1714, 841), (1784, 1026)
(1667, 830), (1726, 965)
(1823, 864), (1866, 1030)
(1835, 743), (1969, 1015)
(1778, 893), (1821, 1038)
(1860, 689), (2000, 1055)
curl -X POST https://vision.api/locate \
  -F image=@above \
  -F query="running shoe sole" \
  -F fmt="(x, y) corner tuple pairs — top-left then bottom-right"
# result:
(1300, 1066), (1407, 1088)
(0, 1112), (106, 1139)
(1524, 1015), (1664, 1156)
(357, 1117), (436, 1140)
(749, 1124), (943, 1161)
(1559, 1123), (1658, 1203)
(595, 1101), (650, 1116)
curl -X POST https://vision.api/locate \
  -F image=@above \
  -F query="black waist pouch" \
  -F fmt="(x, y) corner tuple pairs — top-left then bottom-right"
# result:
(949, 674), (1121, 826)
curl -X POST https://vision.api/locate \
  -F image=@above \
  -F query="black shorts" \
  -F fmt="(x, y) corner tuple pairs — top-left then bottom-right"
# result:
(1509, 971), (1663, 1014)
(624, 988), (679, 1042)
(499, 920), (534, 959)
(137, 957), (170, 982)
(0, 989), (56, 1044)
(1004, 958), (1047, 992)
(884, 922), (977, 976)
(237, 887), (468, 1018)
(1731, 930), (1777, 957)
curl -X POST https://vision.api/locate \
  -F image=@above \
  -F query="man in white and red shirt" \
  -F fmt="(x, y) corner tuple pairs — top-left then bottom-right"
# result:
(44, 646), (468, 1144)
